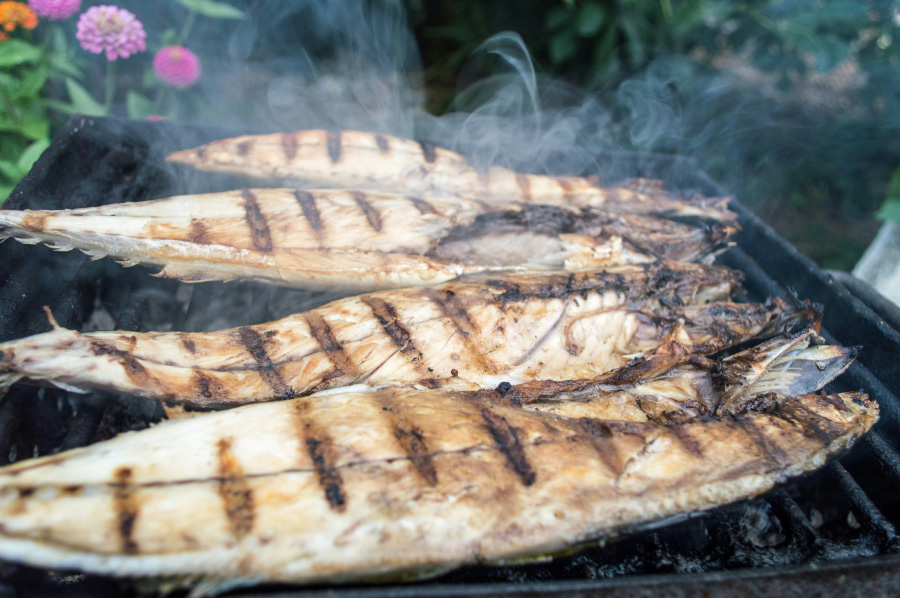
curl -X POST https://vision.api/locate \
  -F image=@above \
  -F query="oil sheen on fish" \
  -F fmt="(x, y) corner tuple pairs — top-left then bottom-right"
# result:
(0, 262), (802, 406)
(0, 385), (876, 584)
(166, 130), (737, 225)
(0, 189), (735, 291)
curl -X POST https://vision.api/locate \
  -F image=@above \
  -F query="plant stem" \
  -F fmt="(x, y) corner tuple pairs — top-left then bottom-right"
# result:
(104, 60), (116, 113)
(177, 10), (197, 46)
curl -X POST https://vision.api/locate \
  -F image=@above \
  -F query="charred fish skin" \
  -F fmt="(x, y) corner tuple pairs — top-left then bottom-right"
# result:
(0, 191), (735, 291)
(166, 129), (738, 225)
(0, 387), (877, 583)
(0, 263), (776, 406)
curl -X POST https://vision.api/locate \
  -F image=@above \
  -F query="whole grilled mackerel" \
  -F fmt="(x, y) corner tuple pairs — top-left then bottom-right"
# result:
(509, 323), (857, 423)
(0, 189), (734, 291)
(0, 263), (797, 406)
(166, 130), (737, 225)
(0, 386), (876, 584)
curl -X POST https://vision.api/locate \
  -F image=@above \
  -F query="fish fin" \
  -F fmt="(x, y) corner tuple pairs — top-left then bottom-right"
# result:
(42, 306), (61, 330)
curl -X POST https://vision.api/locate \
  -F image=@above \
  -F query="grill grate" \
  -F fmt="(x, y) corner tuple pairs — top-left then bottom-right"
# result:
(0, 115), (898, 596)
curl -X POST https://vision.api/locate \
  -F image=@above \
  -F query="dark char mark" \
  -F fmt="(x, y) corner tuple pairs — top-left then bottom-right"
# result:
(90, 341), (154, 389)
(216, 437), (255, 539)
(480, 407), (536, 486)
(304, 312), (359, 381)
(193, 370), (223, 400)
(426, 289), (497, 374)
(113, 467), (140, 555)
(241, 189), (274, 252)
(378, 394), (438, 485)
(353, 191), (383, 232)
(419, 141), (437, 163)
(326, 131), (342, 163)
(179, 334), (196, 354)
(294, 190), (323, 232)
(238, 327), (292, 398)
(237, 141), (253, 156)
(375, 134), (390, 152)
(281, 132), (299, 161)
(189, 219), (210, 245)
(306, 437), (347, 511)
(577, 418), (625, 477)
(362, 296), (423, 365)
(408, 196), (437, 215)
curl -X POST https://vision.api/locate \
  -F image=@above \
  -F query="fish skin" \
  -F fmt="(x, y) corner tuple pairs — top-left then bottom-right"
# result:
(0, 262), (786, 407)
(166, 130), (738, 225)
(0, 386), (877, 584)
(0, 190), (735, 292)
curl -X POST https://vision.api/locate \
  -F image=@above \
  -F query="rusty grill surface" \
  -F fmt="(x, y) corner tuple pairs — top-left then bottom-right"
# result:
(0, 116), (899, 597)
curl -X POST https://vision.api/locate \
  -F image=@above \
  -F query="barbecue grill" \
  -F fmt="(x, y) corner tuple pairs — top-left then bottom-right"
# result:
(1, 115), (899, 597)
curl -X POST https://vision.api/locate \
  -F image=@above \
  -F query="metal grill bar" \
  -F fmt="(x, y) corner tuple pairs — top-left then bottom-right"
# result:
(826, 462), (900, 552)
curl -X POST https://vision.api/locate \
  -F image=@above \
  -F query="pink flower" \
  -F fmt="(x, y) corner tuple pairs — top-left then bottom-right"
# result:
(28, 0), (80, 20)
(76, 5), (145, 61)
(152, 46), (201, 88)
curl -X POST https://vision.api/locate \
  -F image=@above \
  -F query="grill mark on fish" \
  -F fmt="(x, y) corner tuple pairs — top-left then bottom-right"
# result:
(361, 296), (424, 367)
(293, 402), (346, 511)
(281, 132), (299, 161)
(241, 189), (273, 252)
(20, 214), (46, 233)
(408, 196), (437, 215)
(419, 141), (437, 163)
(515, 173), (532, 202)
(189, 219), (210, 245)
(576, 418), (625, 476)
(479, 407), (536, 486)
(777, 402), (841, 442)
(216, 437), (255, 539)
(353, 191), (383, 232)
(426, 289), (498, 374)
(304, 313), (359, 382)
(558, 178), (575, 203)
(238, 327), (292, 398)
(375, 134), (390, 152)
(731, 417), (787, 467)
(236, 141), (253, 156)
(293, 190), (323, 233)
(326, 131), (341, 163)
(179, 334), (196, 354)
(193, 370), (223, 400)
(90, 341), (155, 389)
(113, 467), (140, 555)
(377, 394), (438, 486)
(666, 423), (704, 456)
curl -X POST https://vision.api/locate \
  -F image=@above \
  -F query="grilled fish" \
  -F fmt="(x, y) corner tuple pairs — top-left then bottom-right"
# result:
(0, 385), (876, 584)
(166, 130), (737, 225)
(0, 189), (734, 291)
(0, 263), (800, 406)
(508, 323), (857, 423)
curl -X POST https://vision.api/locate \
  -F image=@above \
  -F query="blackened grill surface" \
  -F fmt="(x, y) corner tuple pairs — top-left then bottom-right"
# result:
(0, 116), (898, 597)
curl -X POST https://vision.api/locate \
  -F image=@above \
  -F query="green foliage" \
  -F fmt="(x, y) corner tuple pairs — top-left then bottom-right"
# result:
(877, 167), (900, 223)
(174, 0), (244, 20)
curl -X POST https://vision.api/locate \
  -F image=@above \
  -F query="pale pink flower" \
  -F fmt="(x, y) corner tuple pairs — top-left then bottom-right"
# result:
(152, 46), (201, 88)
(28, 0), (81, 20)
(76, 5), (145, 61)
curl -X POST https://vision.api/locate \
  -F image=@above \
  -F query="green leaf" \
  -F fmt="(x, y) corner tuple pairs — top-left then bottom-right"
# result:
(876, 199), (900, 222)
(18, 67), (49, 100)
(65, 78), (106, 117)
(548, 32), (577, 65)
(575, 2), (605, 37)
(47, 53), (83, 79)
(160, 28), (181, 47)
(0, 184), (14, 205)
(546, 7), (571, 31)
(126, 91), (155, 119)
(175, 0), (244, 19)
(16, 138), (50, 172)
(0, 160), (25, 182)
(0, 39), (42, 68)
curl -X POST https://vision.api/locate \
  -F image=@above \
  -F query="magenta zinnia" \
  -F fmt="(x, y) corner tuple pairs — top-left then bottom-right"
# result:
(76, 5), (145, 61)
(28, 0), (80, 20)
(153, 46), (201, 88)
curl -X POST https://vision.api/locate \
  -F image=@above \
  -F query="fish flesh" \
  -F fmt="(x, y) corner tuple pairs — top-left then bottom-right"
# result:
(0, 189), (735, 291)
(0, 384), (876, 584)
(166, 130), (737, 225)
(0, 263), (802, 406)
(508, 322), (857, 423)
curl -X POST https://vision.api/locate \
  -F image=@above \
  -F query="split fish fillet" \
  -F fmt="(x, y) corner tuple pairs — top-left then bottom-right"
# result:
(0, 189), (734, 291)
(0, 263), (802, 406)
(166, 130), (737, 225)
(509, 323), (857, 423)
(0, 385), (876, 585)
